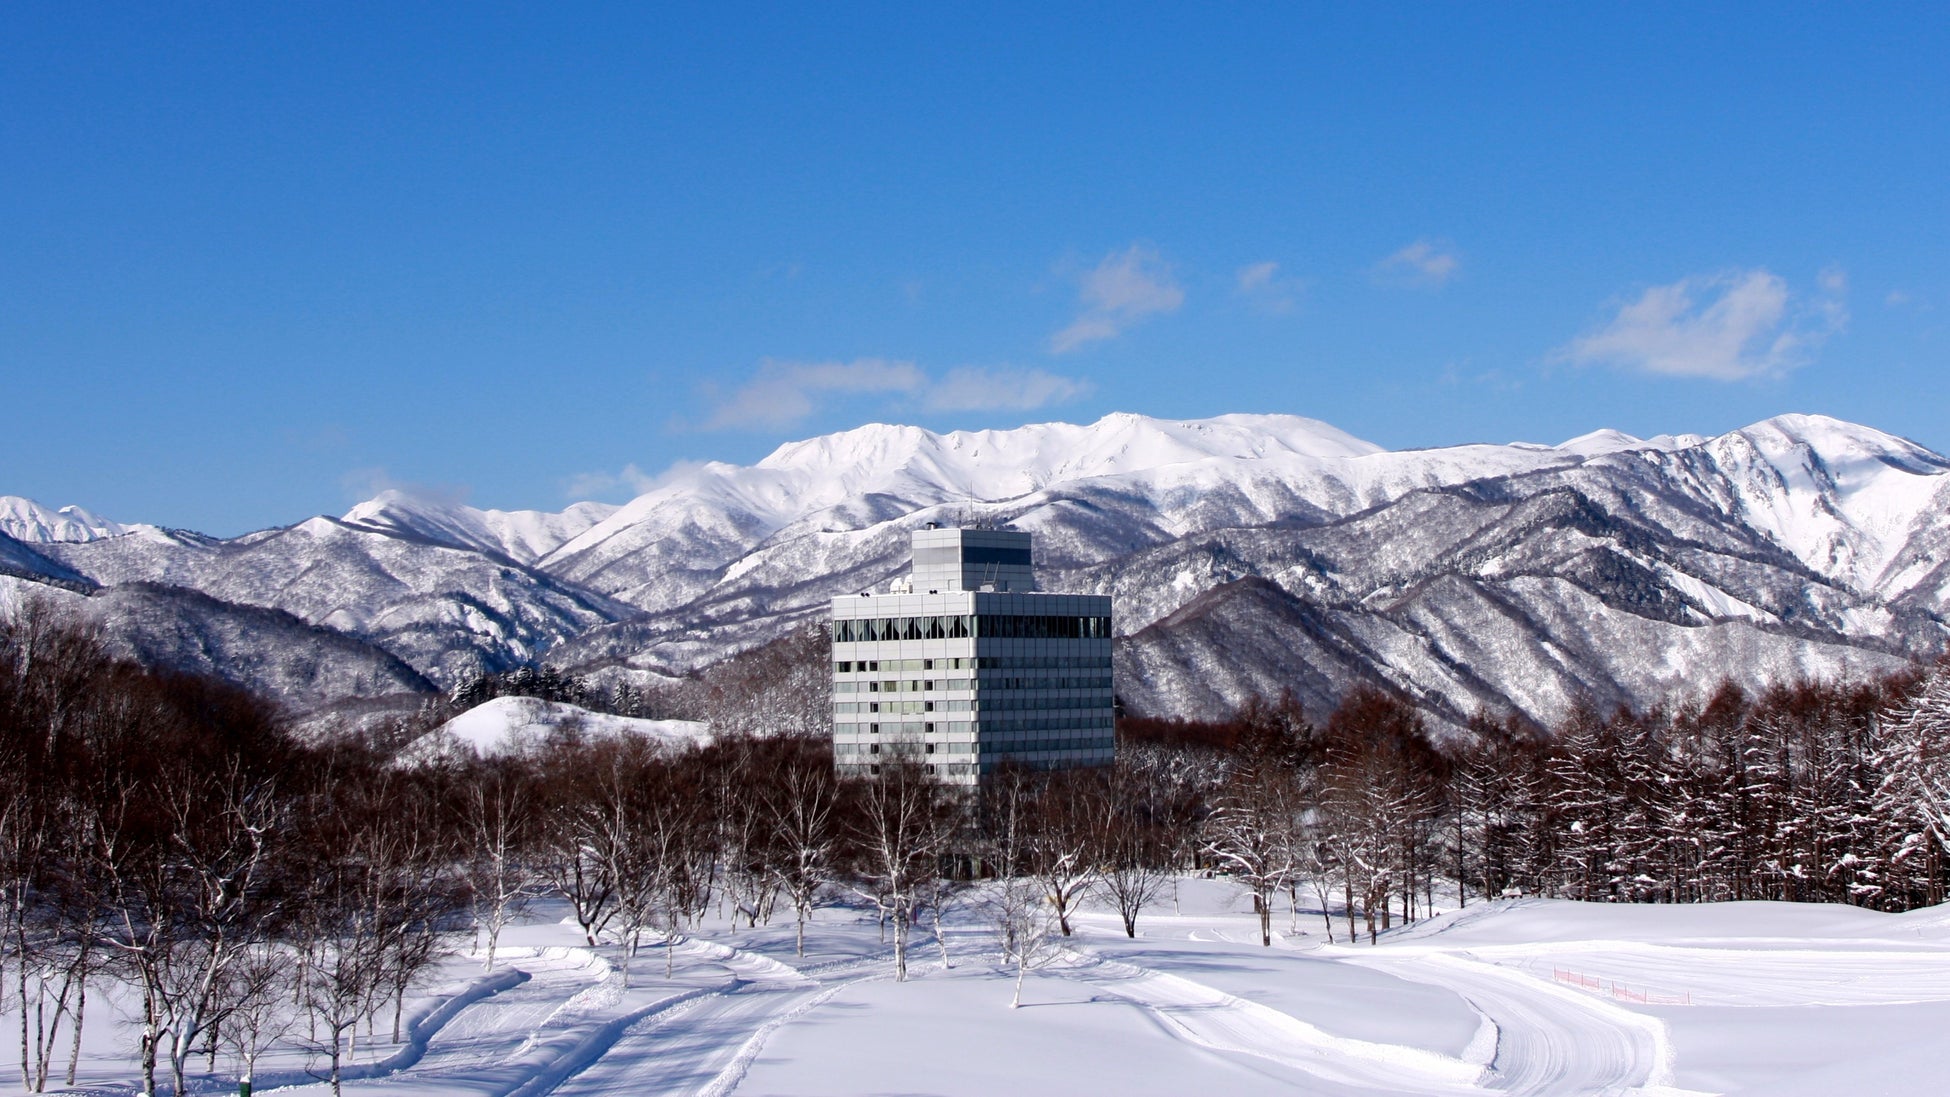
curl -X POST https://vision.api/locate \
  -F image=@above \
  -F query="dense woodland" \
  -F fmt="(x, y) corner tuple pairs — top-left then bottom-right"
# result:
(6, 598), (1950, 1095)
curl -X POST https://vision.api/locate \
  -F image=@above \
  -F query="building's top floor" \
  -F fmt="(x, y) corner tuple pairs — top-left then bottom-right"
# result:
(909, 525), (1035, 593)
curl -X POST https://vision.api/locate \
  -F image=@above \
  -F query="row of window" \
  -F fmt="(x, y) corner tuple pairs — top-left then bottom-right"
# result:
(831, 716), (1111, 737)
(978, 676), (1113, 691)
(832, 614), (1111, 643)
(991, 740), (1115, 757)
(833, 738), (1110, 758)
(834, 694), (1111, 716)
(963, 717), (1107, 732)
(833, 720), (966, 737)
(835, 678), (973, 694)
(835, 655), (1112, 673)
(834, 740), (977, 756)
(836, 762), (976, 778)
(833, 675), (1113, 695)
(835, 658), (974, 673)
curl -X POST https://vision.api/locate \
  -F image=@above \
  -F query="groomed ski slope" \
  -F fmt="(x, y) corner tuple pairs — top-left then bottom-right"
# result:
(19, 881), (1950, 1096)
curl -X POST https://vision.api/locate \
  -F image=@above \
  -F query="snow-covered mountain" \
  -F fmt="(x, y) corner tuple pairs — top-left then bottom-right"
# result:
(6, 412), (1947, 726)
(342, 491), (618, 566)
(0, 496), (140, 542)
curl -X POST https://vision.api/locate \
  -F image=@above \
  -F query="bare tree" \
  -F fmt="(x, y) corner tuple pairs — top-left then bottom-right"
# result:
(1019, 768), (1109, 938)
(533, 742), (618, 948)
(456, 760), (540, 973)
(760, 742), (841, 956)
(218, 943), (295, 1097)
(985, 868), (1057, 1008)
(1202, 694), (1309, 947)
(1097, 761), (1175, 938)
(844, 757), (958, 981)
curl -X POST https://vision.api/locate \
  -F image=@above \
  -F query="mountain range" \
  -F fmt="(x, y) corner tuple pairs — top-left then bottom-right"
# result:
(4, 411), (1946, 732)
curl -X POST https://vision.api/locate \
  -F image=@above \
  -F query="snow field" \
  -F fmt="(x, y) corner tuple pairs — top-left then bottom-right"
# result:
(13, 884), (1950, 1096)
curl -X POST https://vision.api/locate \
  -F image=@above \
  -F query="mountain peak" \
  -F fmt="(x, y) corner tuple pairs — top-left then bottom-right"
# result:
(342, 490), (617, 566)
(0, 496), (135, 543)
(1737, 413), (1940, 462)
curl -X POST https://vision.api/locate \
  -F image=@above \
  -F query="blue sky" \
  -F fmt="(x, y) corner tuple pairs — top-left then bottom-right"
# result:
(4, 4), (1947, 535)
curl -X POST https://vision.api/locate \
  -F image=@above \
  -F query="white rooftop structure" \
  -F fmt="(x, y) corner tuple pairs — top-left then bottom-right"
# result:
(831, 527), (1114, 785)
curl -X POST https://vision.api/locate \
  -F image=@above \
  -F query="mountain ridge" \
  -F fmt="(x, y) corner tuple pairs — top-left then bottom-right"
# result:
(4, 410), (1945, 729)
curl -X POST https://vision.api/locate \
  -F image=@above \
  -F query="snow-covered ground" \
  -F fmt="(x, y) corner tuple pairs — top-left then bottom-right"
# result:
(12, 882), (1950, 1096)
(399, 697), (710, 762)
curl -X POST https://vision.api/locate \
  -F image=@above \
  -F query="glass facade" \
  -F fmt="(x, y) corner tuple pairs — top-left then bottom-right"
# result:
(829, 586), (1115, 785)
(831, 614), (1112, 643)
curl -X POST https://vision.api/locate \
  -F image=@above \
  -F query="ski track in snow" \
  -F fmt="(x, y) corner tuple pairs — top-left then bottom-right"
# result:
(149, 907), (1946, 1097)
(1339, 949), (1699, 1096)
(309, 937), (1686, 1097)
(302, 936), (883, 1097)
(1058, 946), (1489, 1095)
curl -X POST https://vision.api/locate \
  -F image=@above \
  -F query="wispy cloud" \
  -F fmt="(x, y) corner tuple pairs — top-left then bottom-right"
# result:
(1049, 244), (1184, 353)
(697, 358), (1089, 430)
(562, 463), (657, 500)
(562, 459), (712, 501)
(1374, 239), (1461, 286)
(1555, 268), (1847, 381)
(702, 357), (925, 430)
(924, 367), (1092, 411)
(338, 467), (470, 508)
(1235, 260), (1305, 313)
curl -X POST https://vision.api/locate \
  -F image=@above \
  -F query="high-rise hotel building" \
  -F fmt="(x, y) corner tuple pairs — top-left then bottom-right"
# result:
(830, 526), (1114, 784)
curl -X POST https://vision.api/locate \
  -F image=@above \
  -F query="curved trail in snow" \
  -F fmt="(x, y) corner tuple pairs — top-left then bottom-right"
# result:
(1059, 947), (1488, 1095)
(338, 935), (887, 1097)
(1341, 950), (1703, 1097)
(310, 925), (1718, 1097)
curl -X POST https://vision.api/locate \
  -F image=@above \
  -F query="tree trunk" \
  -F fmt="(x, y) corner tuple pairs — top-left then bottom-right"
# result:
(139, 983), (161, 1097)
(65, 977), (86, 1087)
(893, 906), (909, 982)
(17, 939), (29, 1091)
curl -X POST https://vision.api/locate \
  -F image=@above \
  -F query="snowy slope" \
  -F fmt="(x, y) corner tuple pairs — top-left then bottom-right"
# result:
(36, 516), (629, 690)
(343, 491), (619, 565)
(0, 495), (137, 542)
(407, 695), (709, 760)
(0, 529), (92, 587)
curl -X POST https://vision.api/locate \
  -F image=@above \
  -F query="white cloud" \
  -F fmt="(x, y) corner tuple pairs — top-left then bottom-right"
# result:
(1374, 239), (1461, 286)
(1237, 260), (1279, 291)
(702, 357), (925, 430)
(1236, 260), (1304, 313)
(924, 367), (1092, 411)
(563, 459), (713, 501)
(1556, 268), (1847, 381)
(1049, 244), (1185, 353)
(697, 358), (1089, 430)
(338, 467), (470, 507)
(562, 463), (656, 500)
